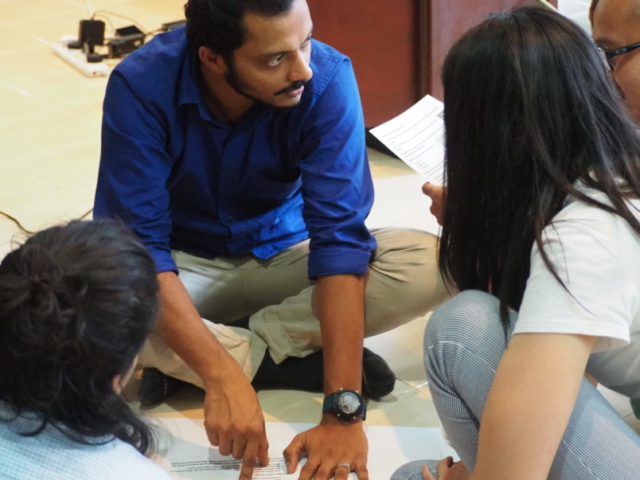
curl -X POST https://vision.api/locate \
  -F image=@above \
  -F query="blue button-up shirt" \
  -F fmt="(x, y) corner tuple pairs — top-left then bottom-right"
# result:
(94, 28), (376, 278)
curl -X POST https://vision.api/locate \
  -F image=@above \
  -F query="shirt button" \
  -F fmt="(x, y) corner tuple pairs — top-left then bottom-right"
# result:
(225, 177), (232, 184)
(226, 215), (233, 222)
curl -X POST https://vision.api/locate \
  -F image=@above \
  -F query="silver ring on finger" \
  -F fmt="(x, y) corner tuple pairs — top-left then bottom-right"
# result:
(335, 462), (351, 473)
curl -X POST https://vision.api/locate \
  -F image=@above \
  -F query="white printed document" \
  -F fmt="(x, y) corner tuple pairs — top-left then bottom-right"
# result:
(370, 95), (446, 185)
(152, 419), (458, 480)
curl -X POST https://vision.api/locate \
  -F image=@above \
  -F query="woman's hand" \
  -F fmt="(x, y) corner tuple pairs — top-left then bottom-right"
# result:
(422, 183), (446, 225)
(422, 457), (471, 480)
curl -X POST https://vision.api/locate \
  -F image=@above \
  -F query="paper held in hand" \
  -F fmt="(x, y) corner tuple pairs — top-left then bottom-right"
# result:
(370, 95), (445, 185)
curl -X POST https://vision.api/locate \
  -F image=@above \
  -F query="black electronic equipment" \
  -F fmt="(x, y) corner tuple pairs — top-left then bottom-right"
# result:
(78, 19), (105, 62)
(115, 25), (144, 37)
(107, 33), (145, 58)
(79, 19), (105, 47)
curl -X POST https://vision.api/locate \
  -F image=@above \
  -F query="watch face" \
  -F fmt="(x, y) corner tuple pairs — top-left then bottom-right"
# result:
(338, 391), (361, 415)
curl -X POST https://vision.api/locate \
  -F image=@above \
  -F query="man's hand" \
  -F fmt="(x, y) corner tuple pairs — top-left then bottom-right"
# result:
(422, 457), (471, 480)
(422, 183), (446, 226)
(204, 362), (269, 480)
(155, 272), (269, 479)
(283, 416), (368, 480)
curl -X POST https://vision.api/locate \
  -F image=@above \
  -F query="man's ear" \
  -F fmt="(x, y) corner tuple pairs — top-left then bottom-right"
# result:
(199, 46), (228, 74)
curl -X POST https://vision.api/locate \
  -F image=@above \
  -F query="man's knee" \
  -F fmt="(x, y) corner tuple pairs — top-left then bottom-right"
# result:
(369, 228), (448, 309)
(372, 228), (438, 264)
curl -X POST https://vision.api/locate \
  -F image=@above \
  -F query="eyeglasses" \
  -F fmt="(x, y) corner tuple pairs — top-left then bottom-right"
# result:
(599, 42), (640, 71)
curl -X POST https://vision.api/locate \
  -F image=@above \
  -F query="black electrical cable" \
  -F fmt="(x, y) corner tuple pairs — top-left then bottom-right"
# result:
(0, 208), (94, 235)
(0, 211), (35, 234)
(91, 10), (149, 35)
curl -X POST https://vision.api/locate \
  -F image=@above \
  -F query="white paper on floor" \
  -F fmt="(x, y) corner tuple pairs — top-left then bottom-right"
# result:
(152, 419), (458, 480)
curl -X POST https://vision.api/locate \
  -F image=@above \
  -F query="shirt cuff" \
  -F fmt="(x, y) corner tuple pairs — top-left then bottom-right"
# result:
(308, 247), (373, 279)
(149, 247), (178, 274)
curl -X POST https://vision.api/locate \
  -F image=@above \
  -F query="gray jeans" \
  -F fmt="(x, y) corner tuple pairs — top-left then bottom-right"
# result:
(392, 290), (640, 480)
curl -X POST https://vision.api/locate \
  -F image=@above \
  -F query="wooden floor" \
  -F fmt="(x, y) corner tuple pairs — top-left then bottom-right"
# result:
(0, 0), (184, 258)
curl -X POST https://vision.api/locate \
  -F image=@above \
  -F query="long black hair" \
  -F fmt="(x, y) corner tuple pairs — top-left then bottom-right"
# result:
(0, 220), (159, 454)
(439, 7), (640, 325)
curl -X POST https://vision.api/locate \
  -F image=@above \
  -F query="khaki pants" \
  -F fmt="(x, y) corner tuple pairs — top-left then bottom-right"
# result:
(140, 228), (448, 387)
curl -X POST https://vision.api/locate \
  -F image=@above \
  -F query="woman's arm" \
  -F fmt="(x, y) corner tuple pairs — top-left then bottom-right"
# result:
(471, 332), (596, 480)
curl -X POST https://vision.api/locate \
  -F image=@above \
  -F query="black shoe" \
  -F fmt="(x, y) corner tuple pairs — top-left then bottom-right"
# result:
(251, 348), (396, 400)
(138, 368), (187, 408)
(252, 350), (324, 392)
(226, 316), (250, 330)
(361, 349), (396, 401)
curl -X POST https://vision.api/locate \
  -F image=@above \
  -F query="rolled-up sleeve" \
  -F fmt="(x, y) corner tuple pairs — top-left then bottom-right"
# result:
(93, 71), (177, 273)
(300, 57), (376, 278)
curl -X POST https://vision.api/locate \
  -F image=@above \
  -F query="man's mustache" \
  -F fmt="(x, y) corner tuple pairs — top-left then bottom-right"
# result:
(275, 80), (308, 96)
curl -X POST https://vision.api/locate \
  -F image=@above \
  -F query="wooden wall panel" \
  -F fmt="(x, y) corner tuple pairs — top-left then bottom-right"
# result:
(308, 0), (558, 127)
(427, 0), (558, 100)
(307, 0), (421, 127)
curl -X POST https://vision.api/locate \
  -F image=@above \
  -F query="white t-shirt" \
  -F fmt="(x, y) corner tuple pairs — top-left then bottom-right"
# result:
(515, 184), (640, 399)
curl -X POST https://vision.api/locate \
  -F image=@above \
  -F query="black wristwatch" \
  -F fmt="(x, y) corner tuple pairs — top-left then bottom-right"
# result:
(322, 388), (367, 421)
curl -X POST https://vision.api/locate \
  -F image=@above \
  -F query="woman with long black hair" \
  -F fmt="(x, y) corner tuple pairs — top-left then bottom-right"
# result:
(393, 6), (640, 480)
(0, 220), (171, 479)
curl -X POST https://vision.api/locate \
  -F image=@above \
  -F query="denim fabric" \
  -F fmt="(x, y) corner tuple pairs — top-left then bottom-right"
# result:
(391, 291), (640, 480)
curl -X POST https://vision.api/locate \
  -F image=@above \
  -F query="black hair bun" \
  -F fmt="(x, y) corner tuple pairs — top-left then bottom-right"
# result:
(0, 244), (88, 362)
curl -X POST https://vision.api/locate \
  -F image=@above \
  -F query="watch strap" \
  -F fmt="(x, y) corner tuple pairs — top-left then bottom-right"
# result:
(322, 388), (367, 421)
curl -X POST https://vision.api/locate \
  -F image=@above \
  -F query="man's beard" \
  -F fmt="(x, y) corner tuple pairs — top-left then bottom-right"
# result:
(224, 57), (264, 104)
(225, 56), (308, 106)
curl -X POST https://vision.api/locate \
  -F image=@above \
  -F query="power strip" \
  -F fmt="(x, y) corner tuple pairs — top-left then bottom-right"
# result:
(52, 39), (110, 78)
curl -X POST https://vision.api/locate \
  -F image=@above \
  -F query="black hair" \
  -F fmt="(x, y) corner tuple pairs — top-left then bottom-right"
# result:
(438, 7), (640, 326)
(0, 220), (159, 454)
(184, 0), (296, 61)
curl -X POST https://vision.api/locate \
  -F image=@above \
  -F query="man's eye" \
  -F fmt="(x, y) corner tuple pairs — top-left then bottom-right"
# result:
(268, 55), (285, 67)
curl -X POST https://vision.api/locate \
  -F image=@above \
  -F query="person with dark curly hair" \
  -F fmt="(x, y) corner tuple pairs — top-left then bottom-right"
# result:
(0, 220), (171, 479)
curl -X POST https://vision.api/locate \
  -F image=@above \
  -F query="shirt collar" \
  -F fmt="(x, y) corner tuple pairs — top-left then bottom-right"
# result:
(177, 48), (202, 108)
(176, 49), (222, 125)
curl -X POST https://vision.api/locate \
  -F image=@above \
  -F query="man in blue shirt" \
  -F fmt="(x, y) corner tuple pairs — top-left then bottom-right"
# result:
(94, 0), (447, 478)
